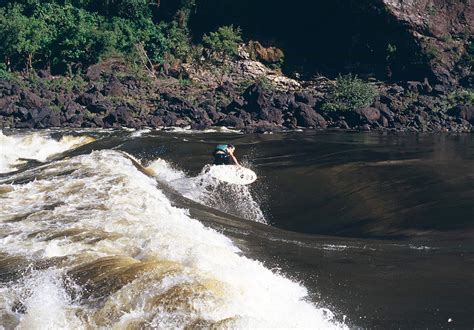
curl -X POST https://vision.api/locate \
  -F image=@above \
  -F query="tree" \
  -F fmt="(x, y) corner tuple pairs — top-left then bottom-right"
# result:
(202, 25), (242, 61)
(0, 5), (49, 72)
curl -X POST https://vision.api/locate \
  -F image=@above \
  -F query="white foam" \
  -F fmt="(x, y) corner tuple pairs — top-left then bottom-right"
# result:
(0, 131), (94, 173)
(147, 158), (267, 223)
(130, 128), (151, 137)
(161, 126), (243, 134)
(0, 150), (345, 328)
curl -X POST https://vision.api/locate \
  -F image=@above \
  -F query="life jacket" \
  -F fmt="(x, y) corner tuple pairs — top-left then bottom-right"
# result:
(215, 144), (228, 152)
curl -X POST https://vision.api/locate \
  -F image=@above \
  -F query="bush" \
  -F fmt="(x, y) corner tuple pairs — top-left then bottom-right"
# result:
(461, 38), (473, 67)
(322, 74), (378, 112)
(447, 89), (474, 106)
(202, 25), (242, 60)
(0, 63), (13, 80)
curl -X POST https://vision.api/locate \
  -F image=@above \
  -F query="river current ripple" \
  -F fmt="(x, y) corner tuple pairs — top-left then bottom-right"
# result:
(0, 129), (473, 328)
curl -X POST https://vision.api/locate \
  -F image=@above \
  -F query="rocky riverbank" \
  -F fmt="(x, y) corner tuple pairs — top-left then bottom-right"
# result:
(0, 56), (473, 133)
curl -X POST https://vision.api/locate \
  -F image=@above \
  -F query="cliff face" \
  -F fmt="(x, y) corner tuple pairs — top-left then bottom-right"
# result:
(382, 0), (473, 86)
(187, 0), (472, 85)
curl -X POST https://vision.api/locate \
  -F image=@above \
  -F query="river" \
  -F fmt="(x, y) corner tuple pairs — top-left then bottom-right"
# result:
(1, 128), (473, 328)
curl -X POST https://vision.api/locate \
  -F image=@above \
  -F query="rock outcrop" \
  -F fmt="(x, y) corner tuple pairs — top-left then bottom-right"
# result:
(190, 0), (473, 85)
(382, 0), (473, 86)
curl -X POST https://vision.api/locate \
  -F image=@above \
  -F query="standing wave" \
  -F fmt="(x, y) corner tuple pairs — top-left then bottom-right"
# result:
(0, 150), (345, 328)
(0, 131), (94, 174)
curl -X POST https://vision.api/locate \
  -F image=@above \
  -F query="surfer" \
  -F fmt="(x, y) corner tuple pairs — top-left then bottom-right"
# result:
(213, 144), (240, 166)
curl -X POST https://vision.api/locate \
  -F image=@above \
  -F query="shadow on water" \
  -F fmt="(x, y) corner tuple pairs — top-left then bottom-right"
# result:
(106, 130), (474, 241)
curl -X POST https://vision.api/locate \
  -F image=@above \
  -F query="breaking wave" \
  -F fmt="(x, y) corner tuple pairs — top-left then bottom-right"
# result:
(0, 132), (345, 328)
(0, 131), (94, 174)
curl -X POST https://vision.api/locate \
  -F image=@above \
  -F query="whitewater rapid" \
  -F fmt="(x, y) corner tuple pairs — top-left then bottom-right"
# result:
(0, 131), (346, 328)
(0, 131), (94, 173)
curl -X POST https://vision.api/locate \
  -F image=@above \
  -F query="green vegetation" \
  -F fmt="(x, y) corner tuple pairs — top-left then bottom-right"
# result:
(386, 43), (397, 60)
(447, 89), (474, 106)
(202, 25), (243, 60)
(0, 63), (13, 80)
(461, 38), (474, 67)
(322, 74), (378, 112)
(425, 45), (439, 61)
(0, 0), (194, 75)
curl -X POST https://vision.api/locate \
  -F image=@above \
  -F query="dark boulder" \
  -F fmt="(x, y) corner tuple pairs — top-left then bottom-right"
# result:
(217, 114), (245, 128)
(225, 98), (245, 114)
(88, 100), (112, 114)
(447, 105), (474, 124)
(406, 81), (423, 93)
(373, 101), (394, 119)
(18, 91), (44, 109)
(242, 83), (270, 115)
(103, 106), (133, 127)
(161, 92), (193, 108)
(153, 109), (178, 127)
(294, 103), (327, 128)
(19, 107), (61, 128)
(86, 64), (102, 81)
(63, 102), (83, 121)
(0, 80), (13, 96)
(273, 92), (293, 109)
(265, 107), (284, 125)
(77, 91), (104, 107)
(182, 107), (213, 128)
(294, 91), (315, 106)
(149, 116), (164, 128)
(354, 107), (381, 122)
(103, 78), (125, 97)
(91, 116), (104, 127)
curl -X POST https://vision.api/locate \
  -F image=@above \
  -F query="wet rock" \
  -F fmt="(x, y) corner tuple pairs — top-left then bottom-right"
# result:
(388, 85), (404, 94)
(339, 120), (350, 129)
(14, 107), (30, 120)
(422, 78), (433, 93)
